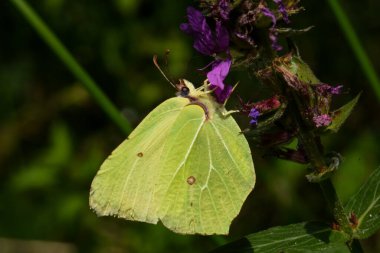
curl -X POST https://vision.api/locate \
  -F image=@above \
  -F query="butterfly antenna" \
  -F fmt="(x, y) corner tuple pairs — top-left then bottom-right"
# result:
(153, 55), (176, 88)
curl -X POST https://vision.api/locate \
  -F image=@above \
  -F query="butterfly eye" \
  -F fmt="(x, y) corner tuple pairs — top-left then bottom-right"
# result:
(180, 86), (190, 96)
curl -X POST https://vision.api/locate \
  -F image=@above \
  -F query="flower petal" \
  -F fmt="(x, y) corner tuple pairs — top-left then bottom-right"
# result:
(180, 6), (230, 56)
(249, 108), (260, 125)
(186, 7), (205, 33)
(260, 7), (276, 27)
(207, 58), (232, 103)
(274, 0), (290, 24)
(215, 21), (230, 52)
(214, 85), (233, 104)
(193, 19), (216, 55)
(218, 0), (230, 21)
(313, 114), (332, 127)
(207, 59), (231, 90)
(260, 7), (282, 51)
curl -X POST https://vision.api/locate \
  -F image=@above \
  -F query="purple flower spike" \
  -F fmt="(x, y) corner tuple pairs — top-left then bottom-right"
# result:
(313, 114), (332, 127)
(274, 0), (290, 24)
(180, 7), (229, 56)
(207, 58), (233, 103)
(249, 108), (260, 125)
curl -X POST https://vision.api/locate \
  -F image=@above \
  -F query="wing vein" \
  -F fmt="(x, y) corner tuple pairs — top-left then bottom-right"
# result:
(159, 116), (205, 218)
(209, 121), (247, 181)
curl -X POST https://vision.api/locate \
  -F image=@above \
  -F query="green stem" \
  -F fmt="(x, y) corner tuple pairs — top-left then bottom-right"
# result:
(289, 92), (353, 235)
(327, 0), (380, 101)
(319, 179), (352, 235)
(10, 0), (132, 135)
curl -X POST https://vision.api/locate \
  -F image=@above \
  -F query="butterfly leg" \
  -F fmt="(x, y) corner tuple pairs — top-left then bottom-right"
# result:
(222, 110), (239, 117)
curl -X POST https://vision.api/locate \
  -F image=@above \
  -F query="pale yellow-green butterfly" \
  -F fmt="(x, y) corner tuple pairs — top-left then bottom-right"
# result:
(89, 63), (255, 235)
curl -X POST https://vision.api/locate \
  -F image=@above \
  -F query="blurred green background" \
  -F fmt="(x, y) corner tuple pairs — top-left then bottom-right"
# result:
(1, 0), (379, 252)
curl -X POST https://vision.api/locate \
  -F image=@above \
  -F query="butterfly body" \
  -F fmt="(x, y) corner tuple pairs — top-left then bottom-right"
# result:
(90, 80), (255, 235)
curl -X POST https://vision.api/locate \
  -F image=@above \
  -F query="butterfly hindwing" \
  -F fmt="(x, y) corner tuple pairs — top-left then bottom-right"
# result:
(157, 107), (255, 235)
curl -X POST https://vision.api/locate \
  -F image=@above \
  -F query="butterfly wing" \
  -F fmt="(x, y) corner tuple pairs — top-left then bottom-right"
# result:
(89, 97), (191, 224)
(156, 107), (255, 235)
(90, 98), (255, 235)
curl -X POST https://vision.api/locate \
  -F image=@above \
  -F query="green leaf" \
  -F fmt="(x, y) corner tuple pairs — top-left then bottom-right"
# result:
(345, 166), (380, 239)
(211, 222), (350, 253)
(288, 56), (320, 84)
(327, 93), (361, 133)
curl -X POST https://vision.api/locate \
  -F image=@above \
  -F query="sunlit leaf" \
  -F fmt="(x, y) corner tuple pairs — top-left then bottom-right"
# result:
(327, 93), (361, 133)
(211, 222), (350, 253)
(345, 166), (380, 239)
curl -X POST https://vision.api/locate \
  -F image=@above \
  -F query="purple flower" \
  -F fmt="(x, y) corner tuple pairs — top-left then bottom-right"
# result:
(274, 0), (290, 24)
(180, 7), (229, 56)
(316, 84), (343, 95)
(249, 108), (260, 125)
(260, 7), (282, 51)
(207, 58), (233, 103)
(269, 31), (282, 51)
(217, 0), (230, 21)
(330, 85), (343, 95)
(260, 7), (276, 26)
(313, 114), (332, 127)
(181, 6), (233, 103)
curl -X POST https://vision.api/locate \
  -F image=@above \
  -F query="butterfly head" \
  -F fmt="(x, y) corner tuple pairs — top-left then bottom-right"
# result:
(176, 79), (198, 97)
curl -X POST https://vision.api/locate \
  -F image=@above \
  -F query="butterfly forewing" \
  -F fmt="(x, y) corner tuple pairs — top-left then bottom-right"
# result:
(90, 97), (190, 223)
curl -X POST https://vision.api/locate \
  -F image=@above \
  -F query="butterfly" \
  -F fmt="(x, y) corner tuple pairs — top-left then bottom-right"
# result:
(89, 79), (255, 235)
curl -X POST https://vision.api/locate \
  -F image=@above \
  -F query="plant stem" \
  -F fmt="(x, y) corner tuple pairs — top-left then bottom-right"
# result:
(289, 92), (353, 235)
(319, 179), (352, 235)
(291, 99), (365, 249)
(327, 0), (380, 102)
(10, 0), (132, 135)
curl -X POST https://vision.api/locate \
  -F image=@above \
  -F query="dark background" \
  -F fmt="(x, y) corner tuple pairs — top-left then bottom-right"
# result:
(0, 0), (379, 252)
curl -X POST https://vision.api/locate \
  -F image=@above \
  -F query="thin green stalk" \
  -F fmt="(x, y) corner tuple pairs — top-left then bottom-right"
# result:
(289, 95), (353, 235)
(10, 0), (132, 135)
(328, 0), (380, 101)
(319, 179), (352, 235)
(288, 93), (364, 251)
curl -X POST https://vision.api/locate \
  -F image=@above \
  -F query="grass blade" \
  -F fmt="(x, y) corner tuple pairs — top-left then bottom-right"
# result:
(10, 0), (132, 134)
(327, 0), (380, 101)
